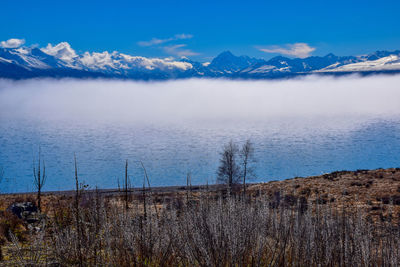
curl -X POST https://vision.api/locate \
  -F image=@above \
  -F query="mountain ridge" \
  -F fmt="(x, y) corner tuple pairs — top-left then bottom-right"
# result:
(1, 43), (400, 80)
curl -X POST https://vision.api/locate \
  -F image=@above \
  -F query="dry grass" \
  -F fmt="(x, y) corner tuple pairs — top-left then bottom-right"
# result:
(1, 168), (400, 266)
(249, 168), (400, 220)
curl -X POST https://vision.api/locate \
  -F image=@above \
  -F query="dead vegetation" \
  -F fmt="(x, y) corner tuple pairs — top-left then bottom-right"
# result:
(1, 168), (400, 266)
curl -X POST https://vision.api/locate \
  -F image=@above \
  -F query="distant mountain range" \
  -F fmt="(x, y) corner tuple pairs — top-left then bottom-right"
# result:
(1, 42), (400, 80)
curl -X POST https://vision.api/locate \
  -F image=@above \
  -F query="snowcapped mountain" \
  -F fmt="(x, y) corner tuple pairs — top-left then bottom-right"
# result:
(0, 42), (195, 79)
(1, 41), (400, 80)
(207, 51), (264, 74)
(238, 54), (362, 77)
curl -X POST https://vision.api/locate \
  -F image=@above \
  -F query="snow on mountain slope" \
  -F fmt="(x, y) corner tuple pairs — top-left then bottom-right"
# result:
(316, 55), (400, 72)
(13, 47), (51, 69)
(0, 47), (50, 69)
(0, 57), (13, 64)
(245, 65), (291, 74)
(245, 65), (276, 74)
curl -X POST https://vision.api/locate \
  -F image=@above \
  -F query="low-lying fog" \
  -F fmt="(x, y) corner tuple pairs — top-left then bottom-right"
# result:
(1, 75), (400, 124)
(1, 75), (400, 192)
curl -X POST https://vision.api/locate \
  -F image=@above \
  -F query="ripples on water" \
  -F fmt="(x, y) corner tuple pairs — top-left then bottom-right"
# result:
(1, 117), (400, 193)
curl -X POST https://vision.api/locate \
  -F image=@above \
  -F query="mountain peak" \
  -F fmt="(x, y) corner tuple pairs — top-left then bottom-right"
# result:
(212, 51), (237, 62)
(217, 51), (235, 57)
(208, 51), (260, 73)
(324, 53), (337, 58)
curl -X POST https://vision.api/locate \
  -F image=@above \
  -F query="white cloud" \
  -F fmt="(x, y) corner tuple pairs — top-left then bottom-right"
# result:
(137, 38), (167, 47)
(138, 33), (193, 47)
(0, 38), (25, 48)
(41, 42), (78, 64)
(259, 43), (316, 58)
(80, 51), (117, 70)
(163, 44), (199, 57)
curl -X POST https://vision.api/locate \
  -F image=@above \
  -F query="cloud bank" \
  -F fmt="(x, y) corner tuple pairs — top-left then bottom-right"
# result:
(0, 75), (400, 125)
(259, 43), (316, 58)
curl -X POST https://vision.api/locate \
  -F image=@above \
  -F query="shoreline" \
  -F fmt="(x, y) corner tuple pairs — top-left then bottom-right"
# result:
(1, 167), (399, 196)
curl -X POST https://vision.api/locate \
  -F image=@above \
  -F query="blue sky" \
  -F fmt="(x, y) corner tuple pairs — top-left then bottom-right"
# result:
(1, 0), (400, 61)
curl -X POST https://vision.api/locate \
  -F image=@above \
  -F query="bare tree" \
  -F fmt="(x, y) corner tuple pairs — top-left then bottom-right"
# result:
(186, 172), (192, 203)
(124, 159), (129, 211)
(141, 162), (159, 219)
(33, 148), (46, 212)
(217, 140), (240, 188)
(240, 140), (255, 196)
(74, 154), (83, 267)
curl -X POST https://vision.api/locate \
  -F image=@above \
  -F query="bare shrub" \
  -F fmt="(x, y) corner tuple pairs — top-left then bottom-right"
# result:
(3, 190), (397, 266)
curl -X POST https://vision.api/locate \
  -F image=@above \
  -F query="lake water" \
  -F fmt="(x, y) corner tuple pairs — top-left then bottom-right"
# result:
(1, 77), (400, 193)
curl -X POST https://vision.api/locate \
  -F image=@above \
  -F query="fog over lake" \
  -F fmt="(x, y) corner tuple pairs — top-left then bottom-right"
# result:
(1, 75), (400, 193)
